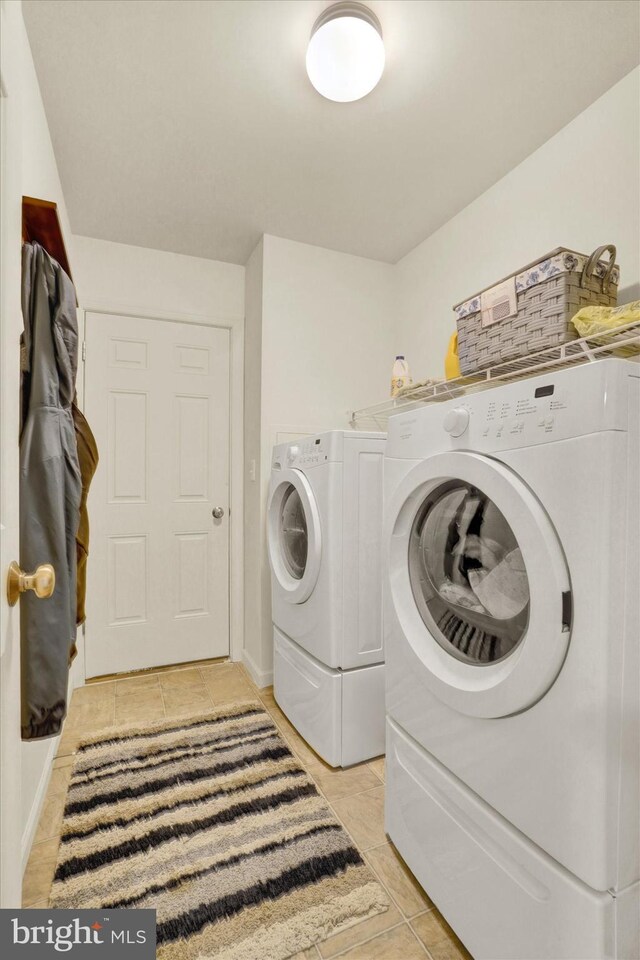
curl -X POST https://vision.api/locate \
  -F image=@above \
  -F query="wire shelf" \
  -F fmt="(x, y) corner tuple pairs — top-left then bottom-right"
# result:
(350, 320), (640, 428)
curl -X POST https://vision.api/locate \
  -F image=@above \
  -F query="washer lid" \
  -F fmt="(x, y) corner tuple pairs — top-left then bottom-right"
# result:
(268, 468), (322, 604)
(387, 451), (572, 718)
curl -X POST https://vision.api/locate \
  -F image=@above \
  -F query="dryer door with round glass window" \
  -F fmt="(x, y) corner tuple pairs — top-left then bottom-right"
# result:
(268, 468), (322, 604)
(387, 451), (572, 718)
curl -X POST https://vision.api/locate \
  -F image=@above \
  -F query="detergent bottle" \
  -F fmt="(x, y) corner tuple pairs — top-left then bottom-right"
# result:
(391, 356), (411, 397)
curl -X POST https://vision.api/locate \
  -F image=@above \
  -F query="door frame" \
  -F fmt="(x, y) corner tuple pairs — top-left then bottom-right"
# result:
(78, 302), (244, 681)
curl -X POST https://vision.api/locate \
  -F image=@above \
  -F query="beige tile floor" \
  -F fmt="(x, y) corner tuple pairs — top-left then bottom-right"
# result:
(23, 661), (473, 960)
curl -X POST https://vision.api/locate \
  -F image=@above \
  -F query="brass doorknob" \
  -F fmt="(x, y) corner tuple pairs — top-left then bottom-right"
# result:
(7, 561), (55, 607)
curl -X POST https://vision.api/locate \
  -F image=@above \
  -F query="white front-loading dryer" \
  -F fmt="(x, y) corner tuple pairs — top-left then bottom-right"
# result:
(268, 430), (386, 766)
(383, 359), (639, 960)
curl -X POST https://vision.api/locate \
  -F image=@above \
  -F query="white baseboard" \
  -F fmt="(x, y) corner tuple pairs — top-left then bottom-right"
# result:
(21, 737), (57, 872)
(242, 648), (273, 689)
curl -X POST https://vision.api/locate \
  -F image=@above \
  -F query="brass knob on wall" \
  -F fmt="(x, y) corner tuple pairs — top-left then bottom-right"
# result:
(7, 561), (56, 607)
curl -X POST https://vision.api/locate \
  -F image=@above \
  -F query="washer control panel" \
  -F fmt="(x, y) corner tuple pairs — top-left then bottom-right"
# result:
(440, 392), (568, 446)
(443, 407), (470, 436)
(475, 383), (568, 442)
(388, 363), (628, 460)
(434, 386), (570, 444)
(388, 362), (631, 460)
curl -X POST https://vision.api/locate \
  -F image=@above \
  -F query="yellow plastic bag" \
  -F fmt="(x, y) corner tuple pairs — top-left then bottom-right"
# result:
(571, 301), (640, 337)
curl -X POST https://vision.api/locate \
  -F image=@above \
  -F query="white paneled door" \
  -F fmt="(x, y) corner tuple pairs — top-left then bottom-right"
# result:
(84, 313), (230, 677)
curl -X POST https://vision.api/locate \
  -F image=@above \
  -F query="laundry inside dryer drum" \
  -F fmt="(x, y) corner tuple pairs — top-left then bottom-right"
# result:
(280, 484), (308, 580)
(409, 482), (530, 664)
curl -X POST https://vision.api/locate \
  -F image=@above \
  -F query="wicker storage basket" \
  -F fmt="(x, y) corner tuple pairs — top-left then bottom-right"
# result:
(454, 245), (619, 375)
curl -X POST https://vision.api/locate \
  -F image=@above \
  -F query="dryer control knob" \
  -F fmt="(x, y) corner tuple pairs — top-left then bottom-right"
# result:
(287, 445), (300, 464)
(443, 408), (470, 437)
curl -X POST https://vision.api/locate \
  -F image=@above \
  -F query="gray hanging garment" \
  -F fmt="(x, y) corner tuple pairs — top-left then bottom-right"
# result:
(20, 242), (81, 740)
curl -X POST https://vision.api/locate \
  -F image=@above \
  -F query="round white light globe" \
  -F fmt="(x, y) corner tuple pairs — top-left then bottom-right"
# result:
(306, 8), (385, 103)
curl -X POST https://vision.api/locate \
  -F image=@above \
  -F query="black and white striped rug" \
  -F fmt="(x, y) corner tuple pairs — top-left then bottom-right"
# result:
(50, 701), (388, 959)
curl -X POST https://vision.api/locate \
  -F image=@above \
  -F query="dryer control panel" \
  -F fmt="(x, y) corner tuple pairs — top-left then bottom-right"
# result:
(273, 430), (385, 469)
(272, 435), (332, 469)
(287, 438), (329, 468)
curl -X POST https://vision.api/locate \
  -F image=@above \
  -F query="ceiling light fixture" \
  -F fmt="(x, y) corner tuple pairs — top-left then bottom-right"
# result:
(306, 2), (385, 103)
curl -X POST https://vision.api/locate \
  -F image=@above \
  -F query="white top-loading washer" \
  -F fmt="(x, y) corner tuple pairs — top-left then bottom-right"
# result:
(268, 430), (386, 766)
(382, 359), (639, 959)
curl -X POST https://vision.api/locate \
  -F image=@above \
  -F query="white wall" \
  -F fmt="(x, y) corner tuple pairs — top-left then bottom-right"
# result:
(243, 234), (397, 684)
(397, 67), (640, 379)
(0, 0), (80, 874)
(261, 236), (398, 427)
(72, 235), (244, 320)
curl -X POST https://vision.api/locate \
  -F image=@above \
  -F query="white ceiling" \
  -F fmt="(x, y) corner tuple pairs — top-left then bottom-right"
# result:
(24, 0), (640, 265)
